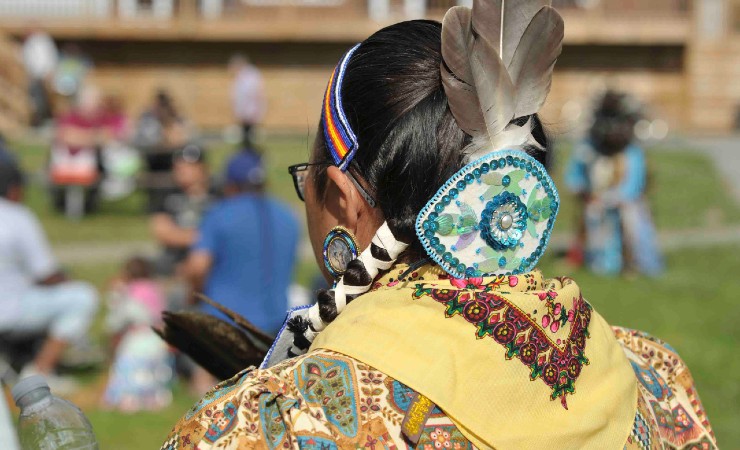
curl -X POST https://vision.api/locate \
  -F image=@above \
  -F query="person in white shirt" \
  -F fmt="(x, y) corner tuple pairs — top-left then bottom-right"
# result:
(22, 29), (57, 81)
(228, 54), (267, 148)
(0, 161), (98, 381)
(22, 28), (58, 126)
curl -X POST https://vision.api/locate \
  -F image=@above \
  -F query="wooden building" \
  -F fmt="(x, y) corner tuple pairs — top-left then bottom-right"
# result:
(0, 0), (738, 134)
(0, 30), (29, 133)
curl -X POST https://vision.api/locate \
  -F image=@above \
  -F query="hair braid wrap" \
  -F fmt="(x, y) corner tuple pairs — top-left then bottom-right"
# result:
(289, 222), (408, 356)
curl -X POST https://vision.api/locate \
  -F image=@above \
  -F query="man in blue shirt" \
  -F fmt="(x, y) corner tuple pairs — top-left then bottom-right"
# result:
(184, 150), (299, 335)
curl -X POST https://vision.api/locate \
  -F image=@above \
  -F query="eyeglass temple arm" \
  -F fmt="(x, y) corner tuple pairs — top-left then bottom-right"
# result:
(346, 171), (377, 208)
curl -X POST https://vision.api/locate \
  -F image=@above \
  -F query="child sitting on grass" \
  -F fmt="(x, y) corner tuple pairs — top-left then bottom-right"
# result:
(102, 257), (172, 412)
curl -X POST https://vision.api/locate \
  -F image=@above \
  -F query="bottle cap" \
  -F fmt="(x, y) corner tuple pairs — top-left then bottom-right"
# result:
(11, 375), (49, 405)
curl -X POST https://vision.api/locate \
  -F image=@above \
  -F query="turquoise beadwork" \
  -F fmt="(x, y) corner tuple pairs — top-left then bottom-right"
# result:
(414, 149), (559, 279)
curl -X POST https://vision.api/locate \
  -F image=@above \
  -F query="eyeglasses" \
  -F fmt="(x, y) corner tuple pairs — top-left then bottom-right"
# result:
(288, 162), (325, 202)
(288, 162), (377, 208)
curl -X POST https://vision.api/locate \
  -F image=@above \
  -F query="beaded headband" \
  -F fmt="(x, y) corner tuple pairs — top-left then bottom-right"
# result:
(321, 44), (361, 172)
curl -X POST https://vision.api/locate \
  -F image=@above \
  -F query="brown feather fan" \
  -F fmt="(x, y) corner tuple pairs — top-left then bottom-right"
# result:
(154, 294), (274, 380)
(441, 0), (564, 157)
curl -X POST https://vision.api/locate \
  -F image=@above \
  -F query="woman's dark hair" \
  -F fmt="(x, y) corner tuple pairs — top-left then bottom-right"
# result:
(289, 20), (550, 353)
(313, 20), (548, 258)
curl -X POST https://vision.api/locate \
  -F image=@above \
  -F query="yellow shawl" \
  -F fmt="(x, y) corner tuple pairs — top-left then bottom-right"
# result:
(312, 265), (637, 450)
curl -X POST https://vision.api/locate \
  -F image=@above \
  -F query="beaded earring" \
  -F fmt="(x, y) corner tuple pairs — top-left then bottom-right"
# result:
(322, 226), (359, 278)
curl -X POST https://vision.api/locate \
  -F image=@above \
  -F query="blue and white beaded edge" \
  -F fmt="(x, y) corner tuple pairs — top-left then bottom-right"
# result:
(414, 149), (560, 279)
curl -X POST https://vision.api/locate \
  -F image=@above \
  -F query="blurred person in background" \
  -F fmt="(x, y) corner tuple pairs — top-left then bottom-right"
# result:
(184, 150), (298, 333)
(100, 94), (130, 142)
(0, 160), (98, 391)
(54, 84), (107, 153)
(98, 94), (140, 201)
(150, 144), (216, 277)
(229, 54), (267, 149)
(102, 256), (172, 412)
(565, 90), (663, 276)
(51, 84), (107, 213)
(52, 43), (93, 107)
(22, 26), (58, 127)
(182, 149), (298, 392)
(134, 89), (191, 210)
(135, 89), (190, 172)
(0, 134), (18, 165)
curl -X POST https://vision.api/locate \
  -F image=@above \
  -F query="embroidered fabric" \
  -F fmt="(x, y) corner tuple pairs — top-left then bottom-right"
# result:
(310, 264), (640, 449)
(164, 266), (715, 450)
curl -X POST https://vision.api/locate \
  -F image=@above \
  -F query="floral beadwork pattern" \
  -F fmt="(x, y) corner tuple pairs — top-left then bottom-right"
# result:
(415, 149), (559, 278)
(413, 277), (591, 409)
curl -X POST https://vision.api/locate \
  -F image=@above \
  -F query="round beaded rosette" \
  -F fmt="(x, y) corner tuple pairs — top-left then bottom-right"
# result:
(415, 149), (559, 278)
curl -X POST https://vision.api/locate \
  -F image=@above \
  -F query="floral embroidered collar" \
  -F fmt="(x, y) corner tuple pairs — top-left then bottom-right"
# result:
(374, 265), (591, 409)
(312, 264), (638, 450)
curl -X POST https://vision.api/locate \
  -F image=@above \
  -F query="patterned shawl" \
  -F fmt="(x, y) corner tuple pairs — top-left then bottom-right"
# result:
(311, 264), (637, 450)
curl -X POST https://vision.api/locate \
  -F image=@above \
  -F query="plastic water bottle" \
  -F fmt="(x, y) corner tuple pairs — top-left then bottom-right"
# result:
(11, 375), (99, 450)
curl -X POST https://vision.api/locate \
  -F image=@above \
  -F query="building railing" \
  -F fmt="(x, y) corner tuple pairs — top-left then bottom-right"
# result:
(553, 0), (690, 17)
(0, 0), (112, 18)
(0, 0), (691, 21)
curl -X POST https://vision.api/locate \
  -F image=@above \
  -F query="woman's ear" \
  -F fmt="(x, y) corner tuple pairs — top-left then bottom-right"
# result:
(324, 166), (362, 232)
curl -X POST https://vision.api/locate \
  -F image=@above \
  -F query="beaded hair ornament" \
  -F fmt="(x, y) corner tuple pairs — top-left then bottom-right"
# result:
(417, 0), (564, 277)
(417, 150), (558, 278)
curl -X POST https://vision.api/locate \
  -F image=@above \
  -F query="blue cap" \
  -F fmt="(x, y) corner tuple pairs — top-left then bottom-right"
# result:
(225, 150), (265, 187)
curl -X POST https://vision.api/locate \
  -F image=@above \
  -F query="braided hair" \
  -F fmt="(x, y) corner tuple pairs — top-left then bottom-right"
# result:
(289, 20), (550, 355)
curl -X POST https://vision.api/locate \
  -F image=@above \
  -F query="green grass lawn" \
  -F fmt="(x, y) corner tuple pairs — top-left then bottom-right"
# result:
(6, 134), (740, 448)
(85, 385), (197, 450)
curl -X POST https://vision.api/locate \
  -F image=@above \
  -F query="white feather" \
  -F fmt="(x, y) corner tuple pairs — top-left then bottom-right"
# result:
(463, 118), (542, 163)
